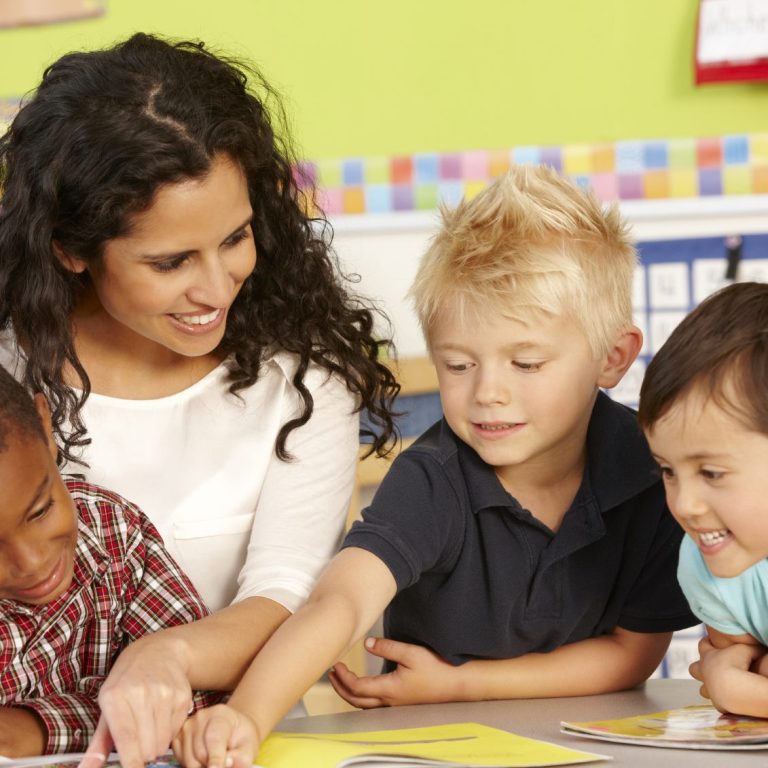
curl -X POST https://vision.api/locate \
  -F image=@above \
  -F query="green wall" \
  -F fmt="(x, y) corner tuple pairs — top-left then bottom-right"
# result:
(1, 0), (765, 159)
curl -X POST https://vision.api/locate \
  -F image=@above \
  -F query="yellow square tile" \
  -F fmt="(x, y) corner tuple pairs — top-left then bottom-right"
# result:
(342, 187), (365, 214)
(591, 144), (615, 173)
(563, 144), (592, 175)
(365, 156), (390, 184)
(643, 170), (669, 199)
(753, 166), (768, 194)
(465, 180), (488, 201)
(489, 151), (510, 178)
(723, 165), (751, 195)
(750, 134), (768, 165)
(316, 158), (342, 188)
(668, 169), (698, 198)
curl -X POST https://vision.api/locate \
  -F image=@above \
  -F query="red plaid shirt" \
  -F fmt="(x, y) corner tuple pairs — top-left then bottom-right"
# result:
(0, 477), (221, 753)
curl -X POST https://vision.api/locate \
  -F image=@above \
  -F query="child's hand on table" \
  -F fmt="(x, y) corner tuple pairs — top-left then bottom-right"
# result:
(172, 704), (259, 768)
(329, 637), (460, 708)
(690, 635), (765, 713)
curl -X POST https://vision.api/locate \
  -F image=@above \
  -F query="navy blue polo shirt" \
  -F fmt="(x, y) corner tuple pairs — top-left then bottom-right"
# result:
(343, 392), (697, 666)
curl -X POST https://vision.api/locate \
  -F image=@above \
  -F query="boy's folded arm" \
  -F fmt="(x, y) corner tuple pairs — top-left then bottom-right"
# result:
(457, 627), (672, 700)
(329, 626), (671, 706)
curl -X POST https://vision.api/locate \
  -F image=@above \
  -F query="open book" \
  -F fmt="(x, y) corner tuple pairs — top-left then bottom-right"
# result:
(256, 723), (610, 767)
(561, 704), (768, 750)
(0, 725), (609, 768)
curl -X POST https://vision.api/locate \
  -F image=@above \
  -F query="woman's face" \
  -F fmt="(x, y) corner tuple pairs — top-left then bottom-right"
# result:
(75, 154), (257, 360)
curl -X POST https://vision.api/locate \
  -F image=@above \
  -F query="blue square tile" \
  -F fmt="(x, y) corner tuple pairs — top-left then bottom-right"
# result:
(342, 159), (364, 186)
(414, 154), (439, 183)
(437, 181), (465, 206)
(364, 184), (393, 213)
(512, 146), (541, 165)
(723, 135), (749, 165)
(643, 141), (668, 169)
(616, 141), (645, 173)
(571, 174), (591, 190)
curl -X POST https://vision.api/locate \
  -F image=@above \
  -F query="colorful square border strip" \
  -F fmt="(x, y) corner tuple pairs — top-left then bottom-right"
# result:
(305, 134), (768, 215)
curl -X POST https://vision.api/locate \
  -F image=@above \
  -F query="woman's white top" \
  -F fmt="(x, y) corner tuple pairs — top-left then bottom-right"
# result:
(0, 334), (358, 613)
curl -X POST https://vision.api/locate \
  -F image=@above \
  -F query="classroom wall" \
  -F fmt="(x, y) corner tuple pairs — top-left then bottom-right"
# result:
(1, 0), (767, 160)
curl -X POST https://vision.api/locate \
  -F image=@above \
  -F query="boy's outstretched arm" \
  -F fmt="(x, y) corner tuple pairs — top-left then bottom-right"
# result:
(329, 626), (671, 707)
(173, 547), (397, 768)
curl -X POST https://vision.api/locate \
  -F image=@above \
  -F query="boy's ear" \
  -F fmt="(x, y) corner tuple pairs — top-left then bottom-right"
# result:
(52, 241), (88, 274)
(597, 325), (643, 389)
(33, 393), (58, 461)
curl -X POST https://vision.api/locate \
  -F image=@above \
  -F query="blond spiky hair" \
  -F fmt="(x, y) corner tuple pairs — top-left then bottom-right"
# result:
(410, 165), (637, 357)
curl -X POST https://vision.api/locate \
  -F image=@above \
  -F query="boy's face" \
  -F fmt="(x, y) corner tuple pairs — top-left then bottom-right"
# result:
(430, 305), (610, 490)
(0, 424), (78, 605)
(645, 388), (768, 578)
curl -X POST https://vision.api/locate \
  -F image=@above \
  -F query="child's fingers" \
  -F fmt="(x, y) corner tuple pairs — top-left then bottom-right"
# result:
(226, 746), (254, 768)
(328, 667), (380, 708)
(363, 637), (412, 665)
(329, 666), (390, 707)
(199, 714), (232, 768)
(172, 720), (202, 768)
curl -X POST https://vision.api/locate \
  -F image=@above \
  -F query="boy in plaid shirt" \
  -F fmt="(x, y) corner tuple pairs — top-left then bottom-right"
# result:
(0, 367), (218, 756)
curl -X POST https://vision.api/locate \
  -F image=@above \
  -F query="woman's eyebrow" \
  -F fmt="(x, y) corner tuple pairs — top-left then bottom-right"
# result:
(140, 214), (253, 261)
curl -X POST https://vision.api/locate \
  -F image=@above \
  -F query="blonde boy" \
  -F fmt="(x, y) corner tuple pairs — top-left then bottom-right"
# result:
(639, 282), (768, 717)
(174, 166), (696, 768)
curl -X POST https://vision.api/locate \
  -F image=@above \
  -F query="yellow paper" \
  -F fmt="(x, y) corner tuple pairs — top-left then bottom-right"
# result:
(256, 722), (608, 767)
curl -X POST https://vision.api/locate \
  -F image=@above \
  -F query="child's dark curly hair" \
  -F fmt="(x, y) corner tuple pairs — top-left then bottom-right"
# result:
(0, 32), (399, 465)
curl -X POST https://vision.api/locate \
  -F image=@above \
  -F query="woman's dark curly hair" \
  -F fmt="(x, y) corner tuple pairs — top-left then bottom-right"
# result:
(0, 32), (399, 464)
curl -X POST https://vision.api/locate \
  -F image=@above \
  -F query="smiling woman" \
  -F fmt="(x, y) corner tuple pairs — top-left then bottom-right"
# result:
(62, 155), (258, 392)
(0, 32), (399, 768)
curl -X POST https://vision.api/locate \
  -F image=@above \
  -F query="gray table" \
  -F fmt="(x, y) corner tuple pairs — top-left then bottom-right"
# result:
(278, 679), (767, 765)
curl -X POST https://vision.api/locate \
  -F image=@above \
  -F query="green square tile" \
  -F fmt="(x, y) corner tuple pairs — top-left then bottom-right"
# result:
(667, 140), (696, 169)
(364, 156), (390, 184)
(414, 183), (438, 210)
(316, 158), (342, 188)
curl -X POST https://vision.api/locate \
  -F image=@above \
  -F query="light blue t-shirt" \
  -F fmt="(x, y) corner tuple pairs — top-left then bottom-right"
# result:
(678, 534), (768, 644)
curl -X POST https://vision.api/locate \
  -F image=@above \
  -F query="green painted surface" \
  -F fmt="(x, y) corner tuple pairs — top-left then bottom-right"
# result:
(0, 0), (765, 159)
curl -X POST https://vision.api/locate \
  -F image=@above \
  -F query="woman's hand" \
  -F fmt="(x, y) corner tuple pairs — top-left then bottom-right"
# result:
(87, 634), (194, 768)
(173, 705), (260, 768)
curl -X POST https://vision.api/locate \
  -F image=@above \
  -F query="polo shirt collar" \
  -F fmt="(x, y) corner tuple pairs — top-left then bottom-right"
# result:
(443, 390), (659, 517)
